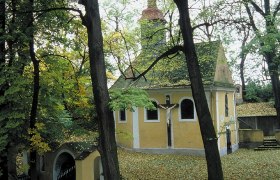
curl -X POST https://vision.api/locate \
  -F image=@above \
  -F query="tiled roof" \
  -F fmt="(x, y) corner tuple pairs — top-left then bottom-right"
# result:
(111, 41), (233, 89)
(237, 102), (277, 117)
(49, 141), (97, 160)
(140, 8), (165, 21)
(64, 142), (97, 160)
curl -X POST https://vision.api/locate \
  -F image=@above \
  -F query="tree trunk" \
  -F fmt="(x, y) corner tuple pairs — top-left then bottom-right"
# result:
(240, 57), (246, 99)
(272, 78), (280, 127)
(266, 54), (280, 127)
(0, 0), (8, 179)
(80, 0), (120, 179)
(28, 0), (39, 179)
(7, 0), (16, 67)
(173, 0), (224, 179)
(239, 29), (249, 100)
(245, 0), (280, 127)
(7, 143), (18, 179)
(263, 0), (280, 127)
(0, 149), (8, 180)
(29, 28), (39, 180)
(0, 0), (4, 64)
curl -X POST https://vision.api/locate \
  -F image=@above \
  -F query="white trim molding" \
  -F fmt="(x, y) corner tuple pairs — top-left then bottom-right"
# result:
(216, 91), (220, 150)
(133, 107), (140, 148)
(113, 111), (116, 132)
(233, 93), (239, 144)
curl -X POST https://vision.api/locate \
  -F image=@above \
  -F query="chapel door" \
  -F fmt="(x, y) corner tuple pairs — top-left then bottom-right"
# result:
(55, 152), (76, 180)
(167, 122), (172, 147)
(226, 128), (232, 154)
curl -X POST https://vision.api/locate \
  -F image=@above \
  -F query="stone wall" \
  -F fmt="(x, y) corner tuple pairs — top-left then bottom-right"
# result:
(239, 129), (263, 148)
(275, 130), (280, 142)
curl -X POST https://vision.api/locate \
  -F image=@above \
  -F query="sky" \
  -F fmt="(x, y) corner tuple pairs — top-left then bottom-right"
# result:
(98, 0), (270, 85)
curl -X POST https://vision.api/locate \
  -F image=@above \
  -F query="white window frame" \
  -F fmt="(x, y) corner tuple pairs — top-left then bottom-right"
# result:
(178, 97), (196, 122)
(118, 109), (127, 123)
(144, 99), (160, 122)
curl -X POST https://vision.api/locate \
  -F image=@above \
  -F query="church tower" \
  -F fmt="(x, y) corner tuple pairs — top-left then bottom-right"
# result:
(140, 0), (166, 52)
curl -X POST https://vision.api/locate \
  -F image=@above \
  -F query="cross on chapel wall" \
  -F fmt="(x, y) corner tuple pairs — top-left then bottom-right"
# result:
(158, 95), (178, 124)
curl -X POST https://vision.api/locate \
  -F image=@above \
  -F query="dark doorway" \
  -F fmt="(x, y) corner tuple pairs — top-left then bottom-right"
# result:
(167, 123), (172, 147)
(55, 152), (76, 180)
(226, 128), (232, 154)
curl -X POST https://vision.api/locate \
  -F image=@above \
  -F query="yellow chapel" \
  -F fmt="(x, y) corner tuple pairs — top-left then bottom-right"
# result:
(111, 0), (238, 156)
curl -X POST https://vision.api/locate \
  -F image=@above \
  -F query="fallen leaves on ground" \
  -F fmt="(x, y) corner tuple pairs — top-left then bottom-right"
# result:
(118, 149), (280, 179)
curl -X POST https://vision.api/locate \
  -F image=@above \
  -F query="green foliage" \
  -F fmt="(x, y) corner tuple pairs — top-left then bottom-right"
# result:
(0, 132), (8, 152)
(0, 0), (101, 160)
(245, 81), (274, 102)
(28, 123), (51, 155)
(0, 66), (31, 152)
(109, 88), (155, 111)
(31, 3), (99, 140)
(101, 1), (141, 75)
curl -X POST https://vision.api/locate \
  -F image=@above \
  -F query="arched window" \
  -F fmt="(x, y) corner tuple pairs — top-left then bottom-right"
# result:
(225, 94), (229, 117)
(180, 99), (194, 120)
(119, 109), (126, 122)
(146, 101), (159, 121)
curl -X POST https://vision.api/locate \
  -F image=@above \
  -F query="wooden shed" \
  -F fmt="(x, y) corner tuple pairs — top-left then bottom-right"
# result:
(237, 102), (277, 136)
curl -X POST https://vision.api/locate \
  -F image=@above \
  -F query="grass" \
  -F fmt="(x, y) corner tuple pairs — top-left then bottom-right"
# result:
(118, 148), (280, 179)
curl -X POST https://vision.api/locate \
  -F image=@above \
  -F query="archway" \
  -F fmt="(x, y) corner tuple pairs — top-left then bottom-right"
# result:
(53, 151), (76, 180)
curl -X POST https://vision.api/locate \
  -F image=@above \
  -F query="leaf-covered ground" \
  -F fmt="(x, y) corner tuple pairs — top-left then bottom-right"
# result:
(118, 149), (280, 179)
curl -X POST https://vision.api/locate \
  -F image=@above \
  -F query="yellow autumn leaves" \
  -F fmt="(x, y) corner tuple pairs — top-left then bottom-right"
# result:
(28, 123), (51, 155)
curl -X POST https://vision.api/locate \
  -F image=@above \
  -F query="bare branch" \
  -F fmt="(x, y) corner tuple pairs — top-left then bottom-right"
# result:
(273, 2), (280, 19)
(249, 0), (265, 17)
(105, 38), (127, 78)
(192, 18), (250, 31)
(117, 56), (128, 78)
(176, 30), (182, 45)
(118, 31), (133, 69)
(168, 10), (176, 46)
(131, 45), (184, 81)
(144, 27), (170, 43)
(244, 2), (259, 34)
(78, 49), (88, 75)
(17, 7), (85, 24)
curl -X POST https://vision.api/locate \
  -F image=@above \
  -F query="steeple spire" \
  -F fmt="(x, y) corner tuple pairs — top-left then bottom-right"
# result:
(148, 0), (157, 8)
